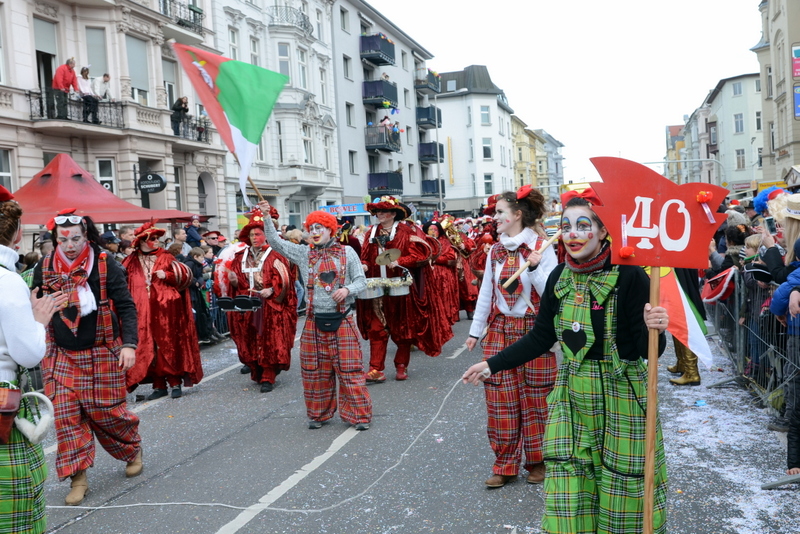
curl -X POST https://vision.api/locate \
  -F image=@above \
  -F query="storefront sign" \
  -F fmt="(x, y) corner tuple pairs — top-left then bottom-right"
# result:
(138, 173), (167, 194)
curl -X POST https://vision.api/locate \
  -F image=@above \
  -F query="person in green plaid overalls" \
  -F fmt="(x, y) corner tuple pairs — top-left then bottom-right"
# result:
(464, 193), (670, 534)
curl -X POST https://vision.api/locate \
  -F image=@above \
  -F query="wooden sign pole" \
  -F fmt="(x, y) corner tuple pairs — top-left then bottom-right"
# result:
(643, 266), (660, 534)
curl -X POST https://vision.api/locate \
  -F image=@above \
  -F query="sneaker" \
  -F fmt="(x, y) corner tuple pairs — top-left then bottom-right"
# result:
(199, 338), (212, 345)
(240, 364), (251, 374)
(768, 418), (789, 432)
(260, 382), (274, 393)
(171, 386), (182, 399)
(146, 389), (168, 401)
(354, 423), (370, 431)
(308, 420), (325, 429)
(365, 369), (386, 383)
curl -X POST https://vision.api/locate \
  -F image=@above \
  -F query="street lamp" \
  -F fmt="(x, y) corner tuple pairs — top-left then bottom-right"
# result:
(434, 87), (467, 215)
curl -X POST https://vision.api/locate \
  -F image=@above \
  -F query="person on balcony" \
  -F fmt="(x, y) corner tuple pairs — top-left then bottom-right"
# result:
(51, 58), (78, 120)
(171, 96), (189, 136)
(92, 73), (114, 102)
(77, 67), (101, 125)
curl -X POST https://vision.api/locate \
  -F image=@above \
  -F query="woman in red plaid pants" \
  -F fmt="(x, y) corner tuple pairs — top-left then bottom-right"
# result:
(465, 186), (558, 488)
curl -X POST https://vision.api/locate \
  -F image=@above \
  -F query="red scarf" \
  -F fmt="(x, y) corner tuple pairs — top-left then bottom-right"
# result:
(51, 243), (92, 334)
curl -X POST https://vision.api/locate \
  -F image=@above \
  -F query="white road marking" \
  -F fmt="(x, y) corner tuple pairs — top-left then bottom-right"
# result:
(446, 344), (468, 359)
(215, 428), (359, 533)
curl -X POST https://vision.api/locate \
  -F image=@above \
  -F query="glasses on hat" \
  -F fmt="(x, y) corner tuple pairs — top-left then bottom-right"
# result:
(54, 215), (83, 225)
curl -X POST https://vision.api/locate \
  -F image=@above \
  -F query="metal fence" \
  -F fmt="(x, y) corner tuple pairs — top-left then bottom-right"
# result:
(28, 90), (125, 128)
(705, 267), (795, 416)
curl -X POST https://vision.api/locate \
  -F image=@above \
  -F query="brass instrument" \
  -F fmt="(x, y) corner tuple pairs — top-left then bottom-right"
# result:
(440, 214), (468, 257)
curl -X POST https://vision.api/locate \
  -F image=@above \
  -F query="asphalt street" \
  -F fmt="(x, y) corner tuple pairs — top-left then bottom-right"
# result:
(39, 313), (799, 534)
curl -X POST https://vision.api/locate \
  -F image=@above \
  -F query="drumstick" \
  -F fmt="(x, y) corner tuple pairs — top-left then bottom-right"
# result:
(501, 230), (562, 289)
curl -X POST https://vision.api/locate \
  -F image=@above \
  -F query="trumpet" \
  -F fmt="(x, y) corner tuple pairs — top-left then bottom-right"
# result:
(440, 214), (467, 256)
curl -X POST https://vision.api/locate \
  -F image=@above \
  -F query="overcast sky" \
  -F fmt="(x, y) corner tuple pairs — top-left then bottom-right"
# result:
(368, 0), (763, 184)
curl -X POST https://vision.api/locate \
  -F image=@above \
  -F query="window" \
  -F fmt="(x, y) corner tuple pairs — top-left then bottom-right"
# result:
(96, 158), (115, 193)
(767, 66), (773, 98)
(735, 149), (746, 169)
(319, 69), (327, 104)
(518, 147), (523, 161)
(297, 48), (307, 89)
(348, 151), (357, 173)
(734, 113), (744, 134)
(472, 173), (477, 197)
(466, 106), (471, 126)
(500, 147), (505, 166)
(481, 106), (490, 125)
(756, 111), (762, 131)
(499, 120), (503, 135)
(538, 159), (545, 174)
(0, 150), (11, 192)
(300, 1), (307, 14)
(162, 59), (176, 109)
(732, 81), (742, 96)
(126, 35), (149, 105)
(174, 166), (183, 211)
(86, 28), (108, 81)
(468, 139), (474, 160)
(406, 126), (412, 145)
(709, 125), (717, 145)
(289, 200), (302, 229)
(758, 147), (763, 168)
(229, 28), (239, 61)
(278, 43), (290, 79)
(755, 78), (761, 92)
(323, 135), (331, 170)
(401, 50), (407, 70)
(340, 7), (349, 32)
(342, 55), (351, 79)
(345, 102), (354, 126)
(484, 173), (493, 195)
(250, 38), (259, 66)
(316, 10), (324, 40)
(482, 138), (492, 159)
(404, 89), (409, 107)
(769, 122), (775, 151)
(302, 124), (313, 164)
(277, 121), (284, 163)
(446, 79), (456, 92)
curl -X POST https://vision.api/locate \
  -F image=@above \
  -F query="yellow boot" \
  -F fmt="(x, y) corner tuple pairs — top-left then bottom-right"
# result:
(670, 349), (701, 386)
(65, 470), (88, 506)
(667, 340), (685, 375)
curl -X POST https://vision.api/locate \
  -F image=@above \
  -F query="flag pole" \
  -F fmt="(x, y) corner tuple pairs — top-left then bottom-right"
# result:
(232, 152), (264, 202)
(643, 265), (660, 534)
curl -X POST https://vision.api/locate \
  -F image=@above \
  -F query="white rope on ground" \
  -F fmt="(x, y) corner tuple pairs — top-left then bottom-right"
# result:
(46, 377), (464, 515)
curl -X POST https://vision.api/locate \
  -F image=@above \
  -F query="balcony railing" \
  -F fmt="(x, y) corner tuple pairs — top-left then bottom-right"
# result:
(414, 68), (441, 94)
(419, 142), (444, 163)
(360, 34), (395, 66)
(416, 106), (441, 129)
(159, 0), (205, 35)
(362, 80), (398, 108)
(365, 125), (401, 152)
(173, 116), (211, 143)
(28, 90), (125, 128)
(267, 6), (313, 36)
(421, 179), (445, 197)
(368, 171), (403, 197)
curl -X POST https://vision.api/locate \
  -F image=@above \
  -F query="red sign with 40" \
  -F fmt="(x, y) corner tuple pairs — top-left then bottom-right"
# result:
(590, 157), (728, 270)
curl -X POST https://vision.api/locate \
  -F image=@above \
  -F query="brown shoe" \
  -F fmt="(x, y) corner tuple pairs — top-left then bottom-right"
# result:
(526, 462), (545, 484)
(65, 470), (88, 506)
(485, 473), (516, 488)
(125, 448), (144, 478)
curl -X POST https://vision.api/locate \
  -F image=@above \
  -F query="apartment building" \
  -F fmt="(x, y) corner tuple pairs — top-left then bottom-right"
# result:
(533, 129), (564, 203)
(2, 0), (236, 242)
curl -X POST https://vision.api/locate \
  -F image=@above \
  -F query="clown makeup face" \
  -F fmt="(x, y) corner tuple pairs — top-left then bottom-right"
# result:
(55, 225), (88, 260)
(427, 225), (440, 238)
(375, 210), (396, 227)
(139, 235), (161, 253)
(308, 223), (332, 245)
(493, 199), (522, 237)
(560, 206), (607, 263)
(249, 228), (266, 248)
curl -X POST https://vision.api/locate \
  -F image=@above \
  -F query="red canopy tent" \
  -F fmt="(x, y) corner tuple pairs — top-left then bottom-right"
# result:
(13, 154), (209, 226)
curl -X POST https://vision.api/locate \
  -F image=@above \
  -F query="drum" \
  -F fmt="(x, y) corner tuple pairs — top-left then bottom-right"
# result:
(233, 295), (255, 310)
(359, 278), (384, 299)
(387, 278), (411, 296)
(217, 297), (235, 311)
(249, 296), (262, 310)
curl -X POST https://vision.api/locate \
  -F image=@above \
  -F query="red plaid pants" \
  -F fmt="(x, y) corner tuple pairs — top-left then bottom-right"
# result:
(482, 313), (556, 475)
(300, 316), (372, 424)
(47, 346), (141, 479)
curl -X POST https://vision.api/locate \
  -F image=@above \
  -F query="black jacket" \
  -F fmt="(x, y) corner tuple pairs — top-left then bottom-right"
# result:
(762, 246), (796, 285)
(488, 260), (666, 374)
(33, 245), (138, 351)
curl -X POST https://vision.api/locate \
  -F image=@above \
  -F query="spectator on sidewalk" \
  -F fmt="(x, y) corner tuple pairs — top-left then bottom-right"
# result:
(185, 216), (203, 248)
(52, 58), (78, 120)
